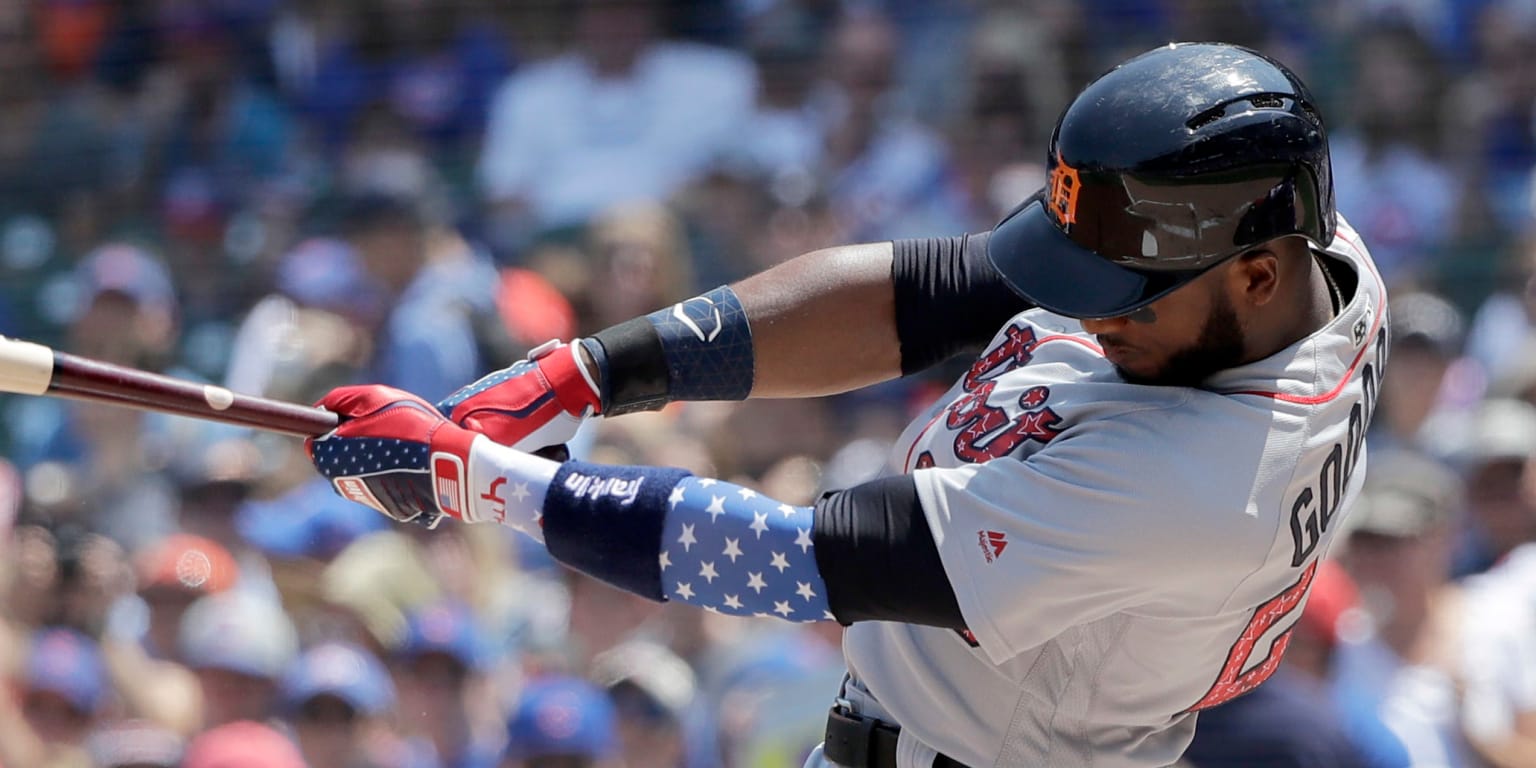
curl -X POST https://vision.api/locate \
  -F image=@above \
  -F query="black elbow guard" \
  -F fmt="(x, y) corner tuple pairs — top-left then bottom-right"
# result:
(812, 475), (966, 628)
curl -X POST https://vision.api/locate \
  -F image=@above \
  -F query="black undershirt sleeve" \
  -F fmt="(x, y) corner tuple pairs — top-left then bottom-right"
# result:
(891, 231), (1033, 376)
(812, 474), (966, 628)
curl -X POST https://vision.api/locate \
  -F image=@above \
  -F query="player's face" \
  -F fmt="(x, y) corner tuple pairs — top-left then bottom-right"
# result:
(1080, 269), (1247, 387)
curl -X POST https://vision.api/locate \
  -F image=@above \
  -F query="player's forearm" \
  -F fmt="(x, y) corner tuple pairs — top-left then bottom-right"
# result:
(578, 242), (900, 415)
(735, 242), (901, 397)
(456, 436), (964, 627)
(463, 437), (831, 621)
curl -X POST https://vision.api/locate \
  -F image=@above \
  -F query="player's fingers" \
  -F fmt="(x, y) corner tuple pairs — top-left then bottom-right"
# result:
(314, 384), (422, 417)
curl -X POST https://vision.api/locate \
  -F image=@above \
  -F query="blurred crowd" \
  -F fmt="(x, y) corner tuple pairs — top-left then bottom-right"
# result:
(3, 1), (1536, 767)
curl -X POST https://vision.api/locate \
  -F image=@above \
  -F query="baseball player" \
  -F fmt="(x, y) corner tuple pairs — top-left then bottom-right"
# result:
(307, 43), (1387, 768)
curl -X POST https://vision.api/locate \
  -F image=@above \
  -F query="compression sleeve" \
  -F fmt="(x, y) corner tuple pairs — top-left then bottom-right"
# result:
(891, 231), (1032, 375)
(813, 475), (966, 628)
(466, 440), (961, 626)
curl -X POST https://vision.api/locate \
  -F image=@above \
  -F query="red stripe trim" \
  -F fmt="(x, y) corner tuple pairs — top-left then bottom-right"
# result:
(1035, 334), (1105, 354)
(1222, 228), (1386, 404)
(904, 409), (946, 471)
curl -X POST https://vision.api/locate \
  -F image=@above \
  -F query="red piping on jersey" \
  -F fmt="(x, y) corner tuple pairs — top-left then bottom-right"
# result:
(1218, 227), (1387, 405)
(902, 333), (1103, 470)
(1036, 334), (1104, 354)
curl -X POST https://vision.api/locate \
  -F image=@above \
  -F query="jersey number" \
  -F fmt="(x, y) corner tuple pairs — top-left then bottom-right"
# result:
(1185, 559), (1318, 712)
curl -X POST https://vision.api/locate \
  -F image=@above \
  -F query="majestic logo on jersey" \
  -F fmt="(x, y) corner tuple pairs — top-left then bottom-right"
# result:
(1047, 153), (1081, 229)
(977, 530), (1009, 563)
(943, 325), (1064, 464)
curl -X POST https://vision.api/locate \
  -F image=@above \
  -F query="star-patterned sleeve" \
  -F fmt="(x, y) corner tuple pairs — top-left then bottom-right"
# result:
(657, 477), (831, 623)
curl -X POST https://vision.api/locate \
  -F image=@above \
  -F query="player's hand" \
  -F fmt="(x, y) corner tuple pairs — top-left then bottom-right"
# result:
(434, 340), (600, 452)
(307, 385), (481, 528)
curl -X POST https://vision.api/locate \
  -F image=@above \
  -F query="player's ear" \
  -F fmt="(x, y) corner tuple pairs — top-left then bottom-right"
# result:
(1229, 246), (1283, 308)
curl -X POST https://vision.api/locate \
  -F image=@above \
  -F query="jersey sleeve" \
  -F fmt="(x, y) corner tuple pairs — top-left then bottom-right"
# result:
(912, 409), (1268, 665)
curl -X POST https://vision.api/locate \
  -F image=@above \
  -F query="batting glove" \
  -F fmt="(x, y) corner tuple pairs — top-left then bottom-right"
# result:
(435, 340), (601, 452)
(308, 385), (486, 528)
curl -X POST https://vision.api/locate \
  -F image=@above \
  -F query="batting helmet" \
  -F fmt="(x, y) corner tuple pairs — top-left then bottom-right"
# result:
(988, 42), (1334, 319)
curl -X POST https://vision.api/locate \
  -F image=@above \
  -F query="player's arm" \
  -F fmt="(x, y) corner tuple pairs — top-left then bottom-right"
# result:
(309, 387), (965, 627)
(437, 232), (1027, 448)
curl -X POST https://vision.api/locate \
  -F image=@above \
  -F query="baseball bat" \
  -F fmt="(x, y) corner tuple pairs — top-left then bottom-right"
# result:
(0, 336), (338, 438)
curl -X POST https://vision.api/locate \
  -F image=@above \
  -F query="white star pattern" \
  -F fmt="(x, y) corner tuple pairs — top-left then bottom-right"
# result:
(749, 511), (770, 539)
(659, 551), (671, 570)
(312, 436), (435, 521)
(655, 476), (830, 623)
(510, 482), (531, 503)
(770, 552), (790, 573)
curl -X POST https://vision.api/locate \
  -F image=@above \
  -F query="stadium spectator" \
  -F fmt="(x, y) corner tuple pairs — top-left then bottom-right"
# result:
(1333, 450), (1478, 767)
(177, 590), (299, 729)
(389, 601), (502, 768)
(279, 641), (400, 768)
(477, 0), (755, 244)
(501, 676), (620, 768)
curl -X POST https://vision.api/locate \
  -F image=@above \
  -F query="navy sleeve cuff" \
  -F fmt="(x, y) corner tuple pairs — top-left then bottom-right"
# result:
(543, 461), (693, 600)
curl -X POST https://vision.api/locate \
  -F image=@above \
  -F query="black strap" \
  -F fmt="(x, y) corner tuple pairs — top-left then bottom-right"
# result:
(822, 707), (968, 768)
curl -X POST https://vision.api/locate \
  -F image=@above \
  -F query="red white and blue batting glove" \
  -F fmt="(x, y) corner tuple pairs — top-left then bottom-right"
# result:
(434, 340), (602, 453)
(308, 385), (489, 528)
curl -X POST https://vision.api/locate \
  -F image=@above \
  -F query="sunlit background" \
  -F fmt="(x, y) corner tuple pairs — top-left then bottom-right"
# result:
(0, 1), (1532, 767)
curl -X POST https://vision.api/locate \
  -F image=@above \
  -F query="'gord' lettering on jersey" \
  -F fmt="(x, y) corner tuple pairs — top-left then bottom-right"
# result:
(945, 325), (1063, 463)
(1288, 327), (1388, 567)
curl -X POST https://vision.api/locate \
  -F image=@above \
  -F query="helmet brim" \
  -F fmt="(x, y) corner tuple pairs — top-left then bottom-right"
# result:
(987, 196), (1197, 320)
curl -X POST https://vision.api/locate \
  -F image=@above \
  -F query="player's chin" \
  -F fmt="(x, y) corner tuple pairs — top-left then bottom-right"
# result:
(1103, 346), (1161, 384)
(1110, 355), (1188, 387)
(1112, 363), (1166, 386)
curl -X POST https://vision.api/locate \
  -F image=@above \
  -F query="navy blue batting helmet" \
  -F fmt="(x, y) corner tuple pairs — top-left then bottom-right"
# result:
(989, 42), (1335, 319)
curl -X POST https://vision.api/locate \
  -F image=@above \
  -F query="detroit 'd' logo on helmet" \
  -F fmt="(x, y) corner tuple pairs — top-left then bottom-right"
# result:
(1046, 154), (1081, 230)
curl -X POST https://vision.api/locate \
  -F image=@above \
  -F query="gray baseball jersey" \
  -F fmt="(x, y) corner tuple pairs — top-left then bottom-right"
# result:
(838, 218), (1387, 768)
